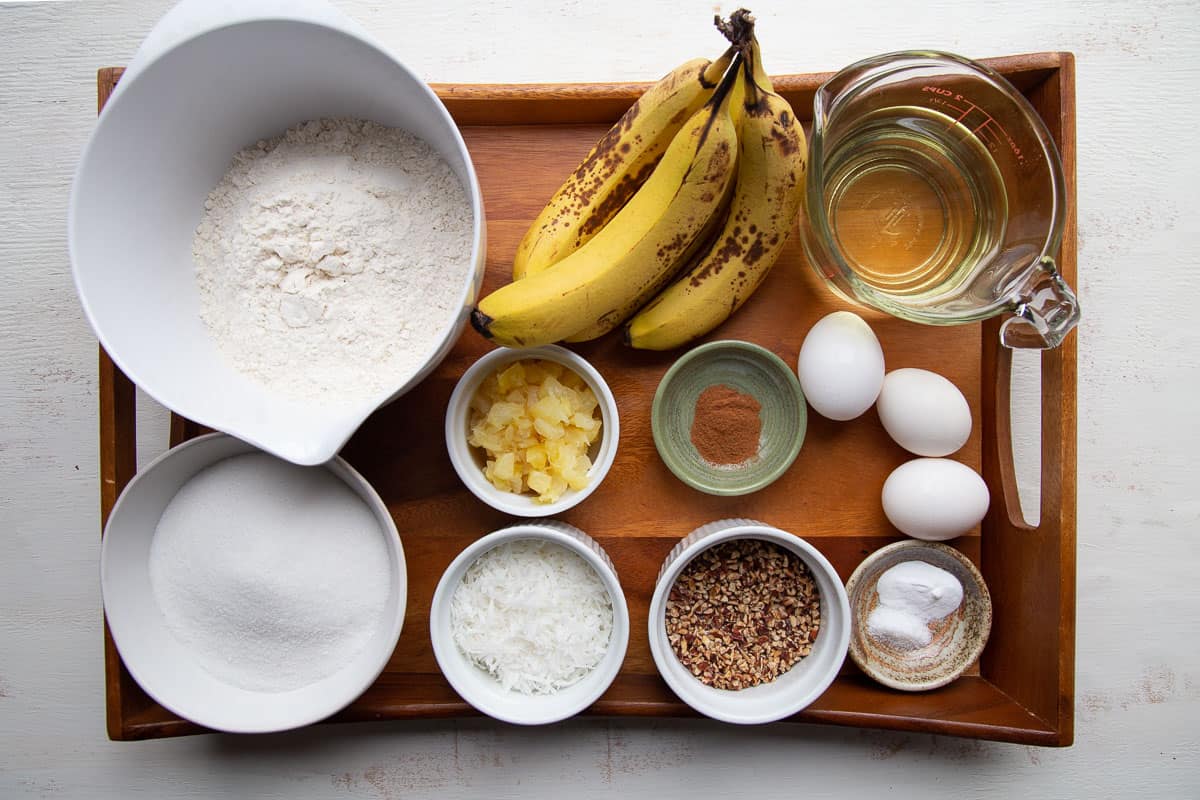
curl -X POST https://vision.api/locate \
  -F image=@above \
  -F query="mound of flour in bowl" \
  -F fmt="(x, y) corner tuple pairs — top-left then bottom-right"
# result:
(193, 118), (473, 404)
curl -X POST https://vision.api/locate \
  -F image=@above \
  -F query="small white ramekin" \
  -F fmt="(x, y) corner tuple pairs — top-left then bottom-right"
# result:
(444, 345), (619, 517)
(648, 519), (850, 725)
(429, 521), (629, 725)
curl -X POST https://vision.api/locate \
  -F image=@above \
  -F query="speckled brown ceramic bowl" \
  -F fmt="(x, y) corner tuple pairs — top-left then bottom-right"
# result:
(845, 540), (991, 692)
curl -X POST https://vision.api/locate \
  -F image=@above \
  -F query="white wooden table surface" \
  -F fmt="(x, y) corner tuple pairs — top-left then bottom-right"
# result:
(2, 0), (1197, 796)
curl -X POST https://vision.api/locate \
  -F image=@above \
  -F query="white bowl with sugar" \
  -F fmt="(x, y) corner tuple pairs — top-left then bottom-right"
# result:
(100, 433), (406, 733)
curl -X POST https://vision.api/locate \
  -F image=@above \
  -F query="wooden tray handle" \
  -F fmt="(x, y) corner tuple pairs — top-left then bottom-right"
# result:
(986, 333), (1075, 530)
(99, 347), (136, 529)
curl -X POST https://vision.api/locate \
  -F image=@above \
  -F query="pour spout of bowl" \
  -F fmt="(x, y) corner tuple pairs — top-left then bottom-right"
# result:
(222, 401), (376, 466)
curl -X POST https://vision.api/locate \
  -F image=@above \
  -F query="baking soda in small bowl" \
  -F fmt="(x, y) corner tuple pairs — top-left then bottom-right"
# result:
(148, 452), (393, 692)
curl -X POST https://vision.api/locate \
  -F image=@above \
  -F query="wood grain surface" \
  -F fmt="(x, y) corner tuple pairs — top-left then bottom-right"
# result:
(95, 53), (1075, 745)
(4, 1), (1197, 797)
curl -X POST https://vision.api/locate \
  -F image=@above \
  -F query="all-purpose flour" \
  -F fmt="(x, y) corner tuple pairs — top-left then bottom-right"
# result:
(193, 118), (473, 404)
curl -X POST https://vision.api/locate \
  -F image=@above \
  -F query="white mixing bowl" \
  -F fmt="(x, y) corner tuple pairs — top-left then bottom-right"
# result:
(70, 0), (486, 465)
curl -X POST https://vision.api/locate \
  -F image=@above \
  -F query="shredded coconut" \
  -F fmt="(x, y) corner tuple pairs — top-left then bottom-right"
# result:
(148, 453), (392, 692)
(193, 117), (473, 405)
(450, 539), (613, 694)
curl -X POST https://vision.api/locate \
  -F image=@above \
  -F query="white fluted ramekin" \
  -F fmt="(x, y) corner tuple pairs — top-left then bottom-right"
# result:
(444, 345), (619, 517)
(648, 518), (850, 724)
(429, 521), (629, 725)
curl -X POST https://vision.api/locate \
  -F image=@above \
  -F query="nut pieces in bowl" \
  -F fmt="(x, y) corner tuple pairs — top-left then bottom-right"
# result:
(648, 520), (850, 724)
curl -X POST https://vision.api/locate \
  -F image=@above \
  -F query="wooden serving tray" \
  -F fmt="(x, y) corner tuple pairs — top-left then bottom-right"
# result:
(97, 53), (1077, 745)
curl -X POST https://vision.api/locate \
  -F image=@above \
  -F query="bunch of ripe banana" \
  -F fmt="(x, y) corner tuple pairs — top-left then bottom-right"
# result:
(470, 10), (807, 351)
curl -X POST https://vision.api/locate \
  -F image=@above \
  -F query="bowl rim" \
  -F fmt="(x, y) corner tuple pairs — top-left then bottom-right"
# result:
(99, 432), (407, 733)
(428, 521), (630, 725)
(647, 520), (850, 724)
(844, 539), (993, 692)
(651, 339), (806, 496)
(68, 15), (487, 466)
(444, 344), (620, 517)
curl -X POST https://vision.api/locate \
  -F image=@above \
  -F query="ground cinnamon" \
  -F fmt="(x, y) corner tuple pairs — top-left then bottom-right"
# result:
(690, 383), (762, 465)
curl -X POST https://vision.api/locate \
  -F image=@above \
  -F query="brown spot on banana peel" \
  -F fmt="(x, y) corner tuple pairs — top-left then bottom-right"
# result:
(577, 160), (657, 238)
(656, 229), (692, 261)
(683, 137), (733, 187)
(768, 123), (803, 156)
(688, 234), (744, 286)
(744, 235), (767, 265)
(584, 308), (623, 333)
(686, 215), (777, 288)
(570, 103), (638, 183)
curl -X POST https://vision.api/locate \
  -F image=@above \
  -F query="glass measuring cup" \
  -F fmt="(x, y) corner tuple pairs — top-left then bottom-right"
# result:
(798, 51), (1079, 348)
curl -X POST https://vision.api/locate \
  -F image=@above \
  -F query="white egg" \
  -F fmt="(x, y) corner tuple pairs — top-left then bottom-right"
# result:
(796, 311), (884, 421)
(881, 458), (990, 541)
(877, 368), (972, 457)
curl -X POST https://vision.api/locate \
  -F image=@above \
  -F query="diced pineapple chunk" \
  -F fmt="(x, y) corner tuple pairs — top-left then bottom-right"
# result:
(467, 358), (602, 503)
(530, 446), (550, 471)
(532, 395), (567, 425)
(533, 417), (565, 440)
(527, 470), (552, 495)
(492, 451), (516, 481)
(496, 361), (526, 393)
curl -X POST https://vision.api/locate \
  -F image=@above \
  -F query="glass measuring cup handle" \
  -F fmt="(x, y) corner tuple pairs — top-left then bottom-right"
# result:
(999, 257), (1080, 349)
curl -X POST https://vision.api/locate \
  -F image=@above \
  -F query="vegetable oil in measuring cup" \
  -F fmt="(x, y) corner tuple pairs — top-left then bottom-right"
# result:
(821, 105), (1008, 300)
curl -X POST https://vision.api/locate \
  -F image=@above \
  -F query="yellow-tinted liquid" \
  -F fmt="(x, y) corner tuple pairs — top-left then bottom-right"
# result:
(824, 106), (1007, 300)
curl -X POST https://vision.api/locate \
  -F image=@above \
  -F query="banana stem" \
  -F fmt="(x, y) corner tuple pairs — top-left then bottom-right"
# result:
(714, 8), (755, 49)
(715, 9), (774, 100)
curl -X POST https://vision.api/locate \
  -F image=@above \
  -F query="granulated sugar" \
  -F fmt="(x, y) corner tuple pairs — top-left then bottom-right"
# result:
(148, 453), (392, 692)
(193, 117), (473, 405)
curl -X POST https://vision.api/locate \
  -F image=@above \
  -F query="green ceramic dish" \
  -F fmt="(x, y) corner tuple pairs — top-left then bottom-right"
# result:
(651, 340), (806, 496)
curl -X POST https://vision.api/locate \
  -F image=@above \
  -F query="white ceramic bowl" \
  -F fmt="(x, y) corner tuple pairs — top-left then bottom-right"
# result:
(429, 522), (629, 725)
(648, 519), (850, 724)
(444, 345), (620, 517)
(70, 0), (486, 465)
(100, 433), (406, 733)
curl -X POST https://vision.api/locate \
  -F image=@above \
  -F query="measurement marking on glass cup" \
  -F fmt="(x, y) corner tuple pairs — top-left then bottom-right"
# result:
(922, 85), (1026, 164)
(944, 100), (1003, 148)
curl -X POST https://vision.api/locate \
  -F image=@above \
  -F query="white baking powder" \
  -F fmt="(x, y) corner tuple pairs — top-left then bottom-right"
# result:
(148, 453), (392, 692)
(866, 560), (963, 650)
(193, 118), (473, 404)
